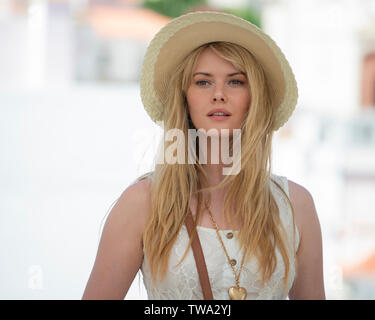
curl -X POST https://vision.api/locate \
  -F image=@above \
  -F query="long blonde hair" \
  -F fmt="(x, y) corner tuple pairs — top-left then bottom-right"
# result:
(138, 41), (297, 293)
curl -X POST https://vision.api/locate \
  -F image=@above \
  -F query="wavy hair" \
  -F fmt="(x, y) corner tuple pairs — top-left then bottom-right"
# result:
(137, 41), (297, 293)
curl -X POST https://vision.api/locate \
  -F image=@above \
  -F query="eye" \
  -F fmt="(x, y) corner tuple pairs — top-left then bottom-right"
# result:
(229, 79), (244, 85)
(195, 80), (210, 86)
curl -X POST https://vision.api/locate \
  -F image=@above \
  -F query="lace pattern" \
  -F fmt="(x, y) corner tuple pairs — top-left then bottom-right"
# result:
(140, 173), (300, 299)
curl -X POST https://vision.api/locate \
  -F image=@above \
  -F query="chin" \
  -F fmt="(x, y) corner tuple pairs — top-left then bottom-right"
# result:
(195, 126), (237, 137)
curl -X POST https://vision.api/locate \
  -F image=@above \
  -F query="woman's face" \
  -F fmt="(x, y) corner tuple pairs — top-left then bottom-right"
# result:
(186, 47), (251, 134)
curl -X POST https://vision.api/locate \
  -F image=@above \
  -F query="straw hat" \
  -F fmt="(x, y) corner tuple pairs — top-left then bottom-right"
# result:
(140, 11), (298, 131)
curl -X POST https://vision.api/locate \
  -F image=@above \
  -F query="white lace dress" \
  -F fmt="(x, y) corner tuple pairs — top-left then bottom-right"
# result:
(140, 173), (300, 300)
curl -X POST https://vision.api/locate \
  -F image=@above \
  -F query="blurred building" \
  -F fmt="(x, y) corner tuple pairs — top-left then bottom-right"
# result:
(74, 4), (171, 82)
(343, 250), (375, 299)
(0, 0), (172, 87)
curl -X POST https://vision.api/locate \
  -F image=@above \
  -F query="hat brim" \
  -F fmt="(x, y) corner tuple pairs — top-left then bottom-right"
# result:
(140, 11), (298, 131)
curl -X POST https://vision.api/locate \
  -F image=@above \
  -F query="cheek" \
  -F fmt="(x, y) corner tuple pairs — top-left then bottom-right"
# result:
(245, 94), (251, 109)
(186, 88), (202, 114)
(236, 90), (251, 111)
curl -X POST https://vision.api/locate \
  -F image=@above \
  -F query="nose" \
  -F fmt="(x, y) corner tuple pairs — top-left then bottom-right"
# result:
(212, 95), (226, 103)
(211, 85), (227, 103)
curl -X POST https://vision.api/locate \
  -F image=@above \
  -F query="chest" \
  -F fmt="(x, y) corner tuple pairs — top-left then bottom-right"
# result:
(188, 197), (242, 231)
(141, 224), (295, 300)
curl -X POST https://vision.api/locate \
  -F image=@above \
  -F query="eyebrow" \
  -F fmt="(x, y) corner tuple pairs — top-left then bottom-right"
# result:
(193, 72), (246, 77)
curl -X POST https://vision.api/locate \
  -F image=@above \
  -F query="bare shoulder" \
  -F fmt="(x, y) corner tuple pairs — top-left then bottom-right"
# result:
(287, 180), (320, 238)
(287, 179), (325, 299)
(81, 177), (153, 299)
(103, 177), (152, 243)
(122, 177), (152, 209)
(288, 180), (316, 213)
(116, 177), (152, 231)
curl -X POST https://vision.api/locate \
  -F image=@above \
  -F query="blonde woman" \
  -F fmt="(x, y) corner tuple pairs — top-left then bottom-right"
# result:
(82, 11), (325, 300)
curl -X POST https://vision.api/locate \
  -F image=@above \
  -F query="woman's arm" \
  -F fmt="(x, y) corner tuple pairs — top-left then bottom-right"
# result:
(82, 178), (151, 299)
(288, 180), (326, 300)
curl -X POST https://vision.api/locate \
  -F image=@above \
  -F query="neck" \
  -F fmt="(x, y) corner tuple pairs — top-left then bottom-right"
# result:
(201, 163), (225, 186)
(198, 135), (233, 186)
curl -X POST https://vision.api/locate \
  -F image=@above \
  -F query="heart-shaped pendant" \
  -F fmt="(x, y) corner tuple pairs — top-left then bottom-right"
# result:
(228, 286), (247, 300)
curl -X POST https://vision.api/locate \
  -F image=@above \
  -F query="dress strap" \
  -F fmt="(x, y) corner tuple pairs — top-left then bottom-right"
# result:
(185, 209), (214, 300)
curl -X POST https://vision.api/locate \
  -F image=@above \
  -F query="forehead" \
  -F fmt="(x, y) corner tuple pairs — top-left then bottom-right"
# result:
(193, 47), (239, 72)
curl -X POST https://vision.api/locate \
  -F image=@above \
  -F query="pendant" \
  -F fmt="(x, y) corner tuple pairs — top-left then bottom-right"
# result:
(228, 286), (247, 300)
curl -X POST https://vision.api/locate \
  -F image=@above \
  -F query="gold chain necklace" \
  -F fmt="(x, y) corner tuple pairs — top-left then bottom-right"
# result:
(205, 204), (248, 300)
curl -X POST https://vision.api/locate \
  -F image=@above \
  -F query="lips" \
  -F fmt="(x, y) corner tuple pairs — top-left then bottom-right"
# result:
(207, 108), (232, 116)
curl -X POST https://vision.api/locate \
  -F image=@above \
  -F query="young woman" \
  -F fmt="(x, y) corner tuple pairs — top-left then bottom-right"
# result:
(82, 11), (325, 300)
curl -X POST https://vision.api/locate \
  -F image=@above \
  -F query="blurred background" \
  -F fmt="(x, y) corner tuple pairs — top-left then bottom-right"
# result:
(0, 0), (374, 300)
